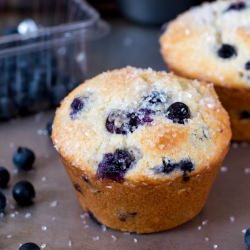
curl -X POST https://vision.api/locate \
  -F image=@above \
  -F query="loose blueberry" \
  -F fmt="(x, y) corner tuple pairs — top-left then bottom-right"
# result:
(245, 228), (250, 250)
(96, 149), (135, 182)
(19, 242), (41, 250)
(240, 111), (250, 120)
(217, 44), (237, 59)
(226, 1), (246, 11)
(0, 191), (6, 212)
(0, 167), (10, 188)
(166, 102), (191, 124)
(13, 181), (35, 206)
(13, 147), (35, 171)
(245, 61), (250, 70)
(70, 97), (84, 119)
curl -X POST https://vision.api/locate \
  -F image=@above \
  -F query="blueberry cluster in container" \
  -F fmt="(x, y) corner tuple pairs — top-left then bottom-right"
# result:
(0, 27), (85, 120)
(0, 0), (108, 121)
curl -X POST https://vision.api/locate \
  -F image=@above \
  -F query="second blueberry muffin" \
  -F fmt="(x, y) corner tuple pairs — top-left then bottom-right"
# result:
(52, 67), (231, 233)
(160, 0), (250, 141)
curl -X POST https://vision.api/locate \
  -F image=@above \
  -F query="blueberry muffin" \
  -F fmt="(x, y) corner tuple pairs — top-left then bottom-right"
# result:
(160, 0), (250, 141)
(52, 67), (231, 233)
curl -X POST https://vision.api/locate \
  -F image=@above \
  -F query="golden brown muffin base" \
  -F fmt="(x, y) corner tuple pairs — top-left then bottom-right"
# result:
(61, 146), (228, 234)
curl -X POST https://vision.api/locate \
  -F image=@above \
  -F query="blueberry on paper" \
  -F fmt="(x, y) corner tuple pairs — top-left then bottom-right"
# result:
(0, 191), (6, 212)
(13, 181), (35, 206)
(13, 147), (35, 171)
(0, 167), (10, 188)
(19, 242), (41, 250)
(245, 228), (250, 250)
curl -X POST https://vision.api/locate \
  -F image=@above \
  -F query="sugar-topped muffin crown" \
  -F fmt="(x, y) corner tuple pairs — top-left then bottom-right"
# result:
(160, 0), (250, 88)
(52, 67), (231, 183)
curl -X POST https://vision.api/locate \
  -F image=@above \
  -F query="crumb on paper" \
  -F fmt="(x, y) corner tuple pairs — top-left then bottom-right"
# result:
(202, 220), (208, 226)
(92, 236), (100, 241)
(50, 200), (58, 208)
(101, 225), (107, 232)
(68, 240), (72, 248)
(111, 235), (117, 241)
(41, 243), (47, 249)
(220, 166), (228, 173)
(229, 216), (235, 222)
(244, 168), (250, 174)
(41, 176), (47, 182)
(24, 212), (32, 219)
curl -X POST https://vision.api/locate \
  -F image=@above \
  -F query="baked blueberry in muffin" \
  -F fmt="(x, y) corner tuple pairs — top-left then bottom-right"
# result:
(160, 0), (250, 141)
(52, 67), (231, 233)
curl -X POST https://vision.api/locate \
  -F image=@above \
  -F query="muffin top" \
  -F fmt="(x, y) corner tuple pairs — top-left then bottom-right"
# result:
(160, 0), (250, 89)
(52, 67), (231, 183)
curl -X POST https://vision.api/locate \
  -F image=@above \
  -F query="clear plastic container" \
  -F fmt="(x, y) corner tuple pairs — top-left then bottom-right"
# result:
(0, 0), (108, 120)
